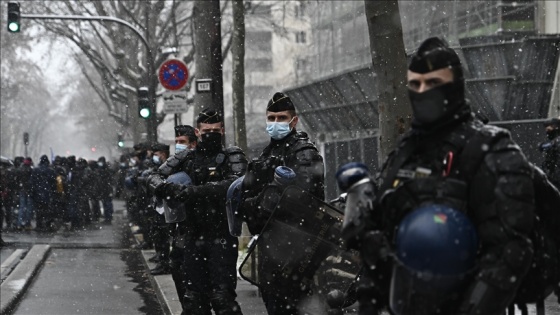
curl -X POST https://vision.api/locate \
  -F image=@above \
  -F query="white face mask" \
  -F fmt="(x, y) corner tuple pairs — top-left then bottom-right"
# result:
(152, 155), (161, 165)
(175, 143), (189, 153)
(266, 117), (294, 140)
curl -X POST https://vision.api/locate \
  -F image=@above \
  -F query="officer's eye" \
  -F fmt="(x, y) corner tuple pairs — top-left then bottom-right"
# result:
(408, 80), (420, 90)
(426, 78), (444, 87)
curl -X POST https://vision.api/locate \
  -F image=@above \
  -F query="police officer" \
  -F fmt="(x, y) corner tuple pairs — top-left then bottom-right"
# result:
(146, 143), (172, 275)
(240, 92), (325, 314)
(163, 125), (198, 305)
(339, 38), (536, 315)
(540, 117), (560, 189)
(148, 109), (247, 315)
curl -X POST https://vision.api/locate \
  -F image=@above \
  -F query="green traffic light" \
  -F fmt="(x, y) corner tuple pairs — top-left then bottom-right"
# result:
(118, 141), (125, 148)
(139, 108), (151, 119)
(8, 22), (19, 32)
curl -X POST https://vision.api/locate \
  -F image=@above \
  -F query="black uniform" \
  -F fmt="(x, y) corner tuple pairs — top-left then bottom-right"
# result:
(367, 117), (535, 314)
(347, 38), (536, 315)
(540, 120), (560, 189)
(243, 130), (325, 233)
(151, 142), (247, 315)
(242, 129), (325, 314)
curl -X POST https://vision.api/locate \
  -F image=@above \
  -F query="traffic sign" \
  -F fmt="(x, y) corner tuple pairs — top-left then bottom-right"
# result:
(163, 91), (189, 114)
(158, 59), (189, 91)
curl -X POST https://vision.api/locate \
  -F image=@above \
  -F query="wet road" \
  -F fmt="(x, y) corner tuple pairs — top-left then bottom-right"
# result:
(2, 200), (163, 315)
(13, 248), (159, 315)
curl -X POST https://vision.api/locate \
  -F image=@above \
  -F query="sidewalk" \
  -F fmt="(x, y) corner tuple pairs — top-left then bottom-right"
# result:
(133, 234), (268, 315)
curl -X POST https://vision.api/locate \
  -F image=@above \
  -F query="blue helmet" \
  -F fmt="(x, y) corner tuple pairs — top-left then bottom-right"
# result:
(167, 171), (192, 185)
(335, 162), (370, 192)
(390, 204), (479, 315)
(395, 204), (478, 275)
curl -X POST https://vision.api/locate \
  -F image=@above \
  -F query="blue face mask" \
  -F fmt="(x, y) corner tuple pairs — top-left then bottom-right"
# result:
(175, 143), (188, 153)
(152, 155), (161, 165)
(266, 118), (294, 140)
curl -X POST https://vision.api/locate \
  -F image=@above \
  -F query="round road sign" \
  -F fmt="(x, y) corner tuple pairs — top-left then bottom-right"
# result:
(158, 59), (189, 91)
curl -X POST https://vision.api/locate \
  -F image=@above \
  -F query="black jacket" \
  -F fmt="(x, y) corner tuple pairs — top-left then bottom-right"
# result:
(369, 116), (535, 314)
(242, 130), (325, 234)
(540, 135), (560, 188)
(30, 163), (56, 204)
(156, 145), (248, 240)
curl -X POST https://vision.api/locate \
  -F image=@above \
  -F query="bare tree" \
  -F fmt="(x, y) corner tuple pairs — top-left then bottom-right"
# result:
(0, 26), (52, 158)
(30, 1), (195, 142)
(364, 0), (411, 164)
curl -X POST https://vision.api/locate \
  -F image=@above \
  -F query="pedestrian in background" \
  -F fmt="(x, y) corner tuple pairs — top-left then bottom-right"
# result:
(97, 156), (114, 224)
(16, 157), (34, 230)
(30, 155), (57, 232)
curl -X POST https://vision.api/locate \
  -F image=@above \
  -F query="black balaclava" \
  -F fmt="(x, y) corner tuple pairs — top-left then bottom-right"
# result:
(408, 37), (467, 129)
(196, 109), (223, 151)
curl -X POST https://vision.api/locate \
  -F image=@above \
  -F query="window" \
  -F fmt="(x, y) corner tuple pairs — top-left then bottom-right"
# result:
(295, 2), (306, 17)
(296, 58), (309, 72)
(247, 31), (272, 52)
(295, 31), (307, 44)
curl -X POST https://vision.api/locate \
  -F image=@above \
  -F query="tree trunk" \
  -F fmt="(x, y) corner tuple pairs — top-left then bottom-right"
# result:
(364, 0), (411, 165)
(193, 0), (225, 133)
(232, 0), (248, 153)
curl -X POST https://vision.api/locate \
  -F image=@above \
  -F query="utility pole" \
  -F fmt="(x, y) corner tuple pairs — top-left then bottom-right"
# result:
(192, 0), (224, 134)
(232, 0), (248, 153)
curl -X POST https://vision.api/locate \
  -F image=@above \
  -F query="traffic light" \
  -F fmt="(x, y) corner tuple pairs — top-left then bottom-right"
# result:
(7, 2), (21, 33)
(138, 87), (151, 119)
(117, 133), (124, 148)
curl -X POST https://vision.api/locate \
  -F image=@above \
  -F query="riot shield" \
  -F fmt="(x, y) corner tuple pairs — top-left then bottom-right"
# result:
(239, 185), (361, 307)
(162, 171), (192, 223)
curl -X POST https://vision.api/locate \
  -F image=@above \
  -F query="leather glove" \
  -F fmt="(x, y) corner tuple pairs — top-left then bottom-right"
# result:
(147, 174), (166, 195)
(175, 185), (195, 202)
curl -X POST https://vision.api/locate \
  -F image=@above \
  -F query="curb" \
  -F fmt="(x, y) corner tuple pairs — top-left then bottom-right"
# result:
(130, 226), (182, 315)
(140, 250), (182, 315)
(0, 244), (51, 315)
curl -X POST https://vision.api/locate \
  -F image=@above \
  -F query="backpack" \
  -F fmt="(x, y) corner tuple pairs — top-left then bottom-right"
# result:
(459, 125), (560, 309)
(56, 174), (65, 194)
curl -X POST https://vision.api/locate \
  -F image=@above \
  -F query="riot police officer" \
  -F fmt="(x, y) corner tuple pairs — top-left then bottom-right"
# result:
(239, 92), (326, 314)
(146, 143), (172, 276)
(338, 37), (536, 315)
(148, 109), (247, 315)
(540, 117), (560, 189)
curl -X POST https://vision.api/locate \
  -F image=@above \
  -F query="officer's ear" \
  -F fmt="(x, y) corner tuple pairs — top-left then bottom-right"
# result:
(290, 116), (299, 129)
(194, 128), (201, 138)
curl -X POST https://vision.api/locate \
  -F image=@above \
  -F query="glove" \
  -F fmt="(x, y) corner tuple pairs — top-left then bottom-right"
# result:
(175, 185), (195, 202)
(147, 174), (166, 195)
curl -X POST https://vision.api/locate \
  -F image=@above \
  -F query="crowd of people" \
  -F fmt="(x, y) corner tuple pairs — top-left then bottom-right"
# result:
(0, 154), (115, 241)
(1, 36), (560, 315)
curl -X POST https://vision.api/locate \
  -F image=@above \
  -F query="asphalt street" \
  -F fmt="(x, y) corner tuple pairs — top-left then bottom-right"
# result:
(1, 200), (559, 315)
(1, 200), (162, 315)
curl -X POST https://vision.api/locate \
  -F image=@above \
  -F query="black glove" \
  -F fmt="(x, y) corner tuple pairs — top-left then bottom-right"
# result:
(175, 185), (194, 202)
(147, 174), (166, 195)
